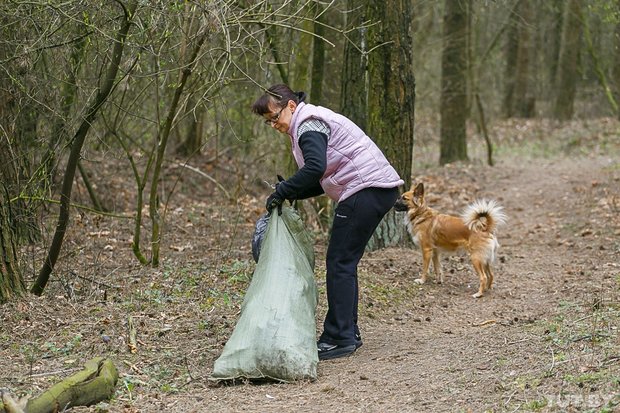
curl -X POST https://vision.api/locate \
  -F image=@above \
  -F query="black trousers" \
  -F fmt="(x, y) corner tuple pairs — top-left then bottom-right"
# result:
(319, 186), (399, 346)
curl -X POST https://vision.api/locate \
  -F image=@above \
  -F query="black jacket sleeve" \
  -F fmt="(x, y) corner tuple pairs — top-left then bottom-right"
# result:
(275, 130), (327, 200)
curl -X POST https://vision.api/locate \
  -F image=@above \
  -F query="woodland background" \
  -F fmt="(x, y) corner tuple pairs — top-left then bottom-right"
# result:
(0, 1), (619, 412)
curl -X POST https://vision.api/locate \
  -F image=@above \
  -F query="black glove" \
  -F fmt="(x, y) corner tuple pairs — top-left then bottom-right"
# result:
(265, 175), (286, 215)
(265, 191), (284, 215)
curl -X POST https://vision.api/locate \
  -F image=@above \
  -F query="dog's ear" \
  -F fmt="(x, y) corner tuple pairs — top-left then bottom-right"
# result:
(413, 182), (424, 198)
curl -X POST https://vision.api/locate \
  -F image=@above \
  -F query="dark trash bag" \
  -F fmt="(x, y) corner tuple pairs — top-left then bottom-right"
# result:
(251, 213), (270, 263)
(210, 206), (318, 382)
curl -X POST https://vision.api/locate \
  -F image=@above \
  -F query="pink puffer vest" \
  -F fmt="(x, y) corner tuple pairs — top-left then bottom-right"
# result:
(288, 102), (404, 202)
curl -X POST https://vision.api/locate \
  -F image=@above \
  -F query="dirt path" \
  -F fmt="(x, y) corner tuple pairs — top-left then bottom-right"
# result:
(1, 131), (618, 413)
(157, 155), (619, 412)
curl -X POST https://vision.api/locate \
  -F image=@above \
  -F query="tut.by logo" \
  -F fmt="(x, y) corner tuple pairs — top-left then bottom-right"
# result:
(546, 393), (618, 409)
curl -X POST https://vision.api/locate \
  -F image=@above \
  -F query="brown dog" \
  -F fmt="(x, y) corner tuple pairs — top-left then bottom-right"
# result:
(393, 183), (507, 298)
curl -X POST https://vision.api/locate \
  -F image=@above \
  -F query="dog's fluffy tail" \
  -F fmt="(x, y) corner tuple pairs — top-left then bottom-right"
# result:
(461, 199), (507, 233)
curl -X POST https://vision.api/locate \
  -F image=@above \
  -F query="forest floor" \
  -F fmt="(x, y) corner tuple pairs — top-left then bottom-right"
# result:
(1, 118), (619, 413)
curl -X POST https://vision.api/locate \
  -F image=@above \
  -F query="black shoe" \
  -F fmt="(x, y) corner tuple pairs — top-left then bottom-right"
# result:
(317, 342), (357, 360)
(355, 333), (363, 349)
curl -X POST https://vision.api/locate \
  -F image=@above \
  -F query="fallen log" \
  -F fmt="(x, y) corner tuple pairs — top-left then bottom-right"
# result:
(0, 357), (118, 413)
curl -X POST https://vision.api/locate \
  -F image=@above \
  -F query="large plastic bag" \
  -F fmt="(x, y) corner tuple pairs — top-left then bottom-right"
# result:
(210, 206), (318, 382)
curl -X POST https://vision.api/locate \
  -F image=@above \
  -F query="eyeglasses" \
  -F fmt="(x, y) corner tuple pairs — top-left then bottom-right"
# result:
(264, 106), (287, 125)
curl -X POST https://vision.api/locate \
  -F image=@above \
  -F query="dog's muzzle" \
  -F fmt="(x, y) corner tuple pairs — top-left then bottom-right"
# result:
(393, 199), (409, 212)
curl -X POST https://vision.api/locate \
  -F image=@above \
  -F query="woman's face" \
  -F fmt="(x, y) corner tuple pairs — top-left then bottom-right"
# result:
(263, 100), (296, 134)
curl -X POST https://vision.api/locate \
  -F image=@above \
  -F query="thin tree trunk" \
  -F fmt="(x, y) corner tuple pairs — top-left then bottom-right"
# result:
(474, 92), (494, 167)
(110, 129), (151, 265)
(582, 12), (618, 115)
(31, 0), (137, 296)
(149, 32), (207, 267)
(548, 0), (564, 90)
(502, 0), (520, 118)
(41, 30), (89, 191)
(262, 23), (288, 84)
(553, 0), (582, 121)
(77, 161), (107, 212)
(310, 2), (330, 228)
(439, 0), (469, 165)
(513, 0), (535, 118)
(177, 97), (205, 157)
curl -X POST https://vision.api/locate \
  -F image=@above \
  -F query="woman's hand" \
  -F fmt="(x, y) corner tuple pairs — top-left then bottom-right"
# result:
(265, 174), (286, 215)
(265, 191), (284, 215)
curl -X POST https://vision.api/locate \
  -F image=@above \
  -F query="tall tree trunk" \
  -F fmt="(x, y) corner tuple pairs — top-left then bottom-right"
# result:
(366, 1), (414, 189)
(553, 0), (582, 121)
(291, 15), (313, 91)
(0, 118), (40, 245)
(513, 0), (535, 118)
(502, 0), (520, 118)
(310, 2), (330, 228)
(365, 0), (415, 249)
(440, 0), (469, 165)
(340, 2), (367, 130)
(310, 3), (326, 106)
(547, 0), (564, 91)
(31, 0), (138, 296)
(0, 184), (25, 303)
(3, 68), (41, 244)
(503, 0), (536, 118)
(340, 0), (414, 249)
(0, 38), (31, 301)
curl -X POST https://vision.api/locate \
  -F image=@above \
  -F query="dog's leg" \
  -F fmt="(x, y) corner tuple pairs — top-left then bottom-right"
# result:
(415, 247), (432, 284)
(485, 263), (494, 290)
(432, 249), (443, 283)
(471, 258), (488, 298)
